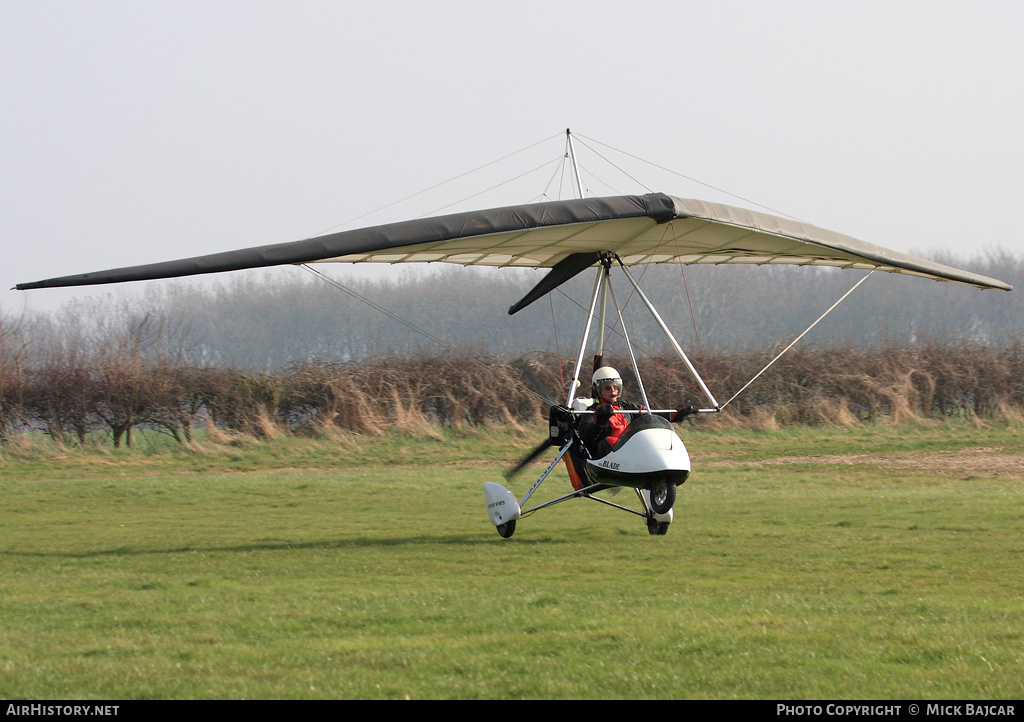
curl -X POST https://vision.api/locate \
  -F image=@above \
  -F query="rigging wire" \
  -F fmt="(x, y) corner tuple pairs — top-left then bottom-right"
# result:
(298, 263), (556, 408)
(678, 263), (709, 384)
(418, 156), (563, 218)
(308, 132), (564, 237)
(574, 133), (806, 222)
(570, 135), (654, 194)
(299, 264), (452, 349)
(558, 135), (571, 200)
(588, 226), (710, 402)
(574, 161), (626, 197)
(549, 292), (565, 393)
(537, 153), (569, 203)
(671, 225), (710, 383)
(719, 271), (876, 410)
(553, 283), (707, 402)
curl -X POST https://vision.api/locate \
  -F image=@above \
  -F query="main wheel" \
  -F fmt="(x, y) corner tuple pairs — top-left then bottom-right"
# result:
(649, 480), (676, 515)
(647, 518), (670, 535)
(496, 519), (516, 538)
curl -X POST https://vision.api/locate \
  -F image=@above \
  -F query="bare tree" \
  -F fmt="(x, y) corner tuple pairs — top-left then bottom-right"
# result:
(145, 366), (205, 444)
(21, 339), (95, 448)
(0, 313), (28, 443)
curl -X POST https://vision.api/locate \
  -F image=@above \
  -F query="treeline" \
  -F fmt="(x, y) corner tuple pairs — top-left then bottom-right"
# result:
(3, 250), (1021, 446)
(2, 313), (1022, 448)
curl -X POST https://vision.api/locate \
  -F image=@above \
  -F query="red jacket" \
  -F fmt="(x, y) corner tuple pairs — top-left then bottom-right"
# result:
(603, 404), (631, 447)
(581, 400), (641, 453)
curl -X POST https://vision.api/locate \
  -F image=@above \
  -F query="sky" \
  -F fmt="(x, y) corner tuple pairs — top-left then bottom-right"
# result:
(3, 0), (1022, 315)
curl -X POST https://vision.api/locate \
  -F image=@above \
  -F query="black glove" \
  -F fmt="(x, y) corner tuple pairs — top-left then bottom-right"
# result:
(672, 402), (697, 422)
(595, 403), (613, 426)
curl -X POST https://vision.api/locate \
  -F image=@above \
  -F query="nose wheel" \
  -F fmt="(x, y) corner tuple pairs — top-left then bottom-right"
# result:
(649, 480), (676, 515)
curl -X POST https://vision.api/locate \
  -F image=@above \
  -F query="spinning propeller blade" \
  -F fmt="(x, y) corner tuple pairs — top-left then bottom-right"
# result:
(504, 438), (555, 481)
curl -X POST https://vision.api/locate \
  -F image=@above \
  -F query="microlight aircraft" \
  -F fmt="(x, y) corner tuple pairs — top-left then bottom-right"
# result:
(14, 131), (1012, 538)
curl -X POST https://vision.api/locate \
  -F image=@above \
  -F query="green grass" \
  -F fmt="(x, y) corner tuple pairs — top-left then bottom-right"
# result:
(1, 422), (1022, 699)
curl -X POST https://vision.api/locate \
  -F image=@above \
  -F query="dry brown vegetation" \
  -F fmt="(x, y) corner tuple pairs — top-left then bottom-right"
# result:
(693, 342), (1024, 428)
(2, 333), (1023, 447)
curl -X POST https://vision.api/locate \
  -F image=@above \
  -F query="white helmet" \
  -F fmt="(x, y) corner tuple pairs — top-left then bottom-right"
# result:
(592, 366), (622, 399)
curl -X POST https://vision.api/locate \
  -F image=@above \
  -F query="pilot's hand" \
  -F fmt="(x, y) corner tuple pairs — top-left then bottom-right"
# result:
(595, 403), (613, 426)
(672, 402), (697, 422)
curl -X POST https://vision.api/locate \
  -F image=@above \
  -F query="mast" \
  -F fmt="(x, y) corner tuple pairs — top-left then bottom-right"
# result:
(566, 129), (585, 200)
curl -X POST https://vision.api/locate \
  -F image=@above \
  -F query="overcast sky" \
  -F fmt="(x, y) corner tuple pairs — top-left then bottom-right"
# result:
(3, 0), (1022, 315)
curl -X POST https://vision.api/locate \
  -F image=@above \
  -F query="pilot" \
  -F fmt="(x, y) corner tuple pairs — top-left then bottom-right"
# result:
(578, 366), (697, 458)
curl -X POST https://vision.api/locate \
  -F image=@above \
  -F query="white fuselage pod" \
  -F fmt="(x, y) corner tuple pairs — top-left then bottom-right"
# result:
(583, 415), (690, 490)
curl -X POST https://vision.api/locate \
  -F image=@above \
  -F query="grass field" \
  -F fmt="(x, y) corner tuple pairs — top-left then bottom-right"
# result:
(1, 421), (1022, 699)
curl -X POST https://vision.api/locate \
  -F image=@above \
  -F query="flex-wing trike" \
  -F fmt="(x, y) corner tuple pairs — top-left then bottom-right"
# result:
(484, 252), (720, 539)
(13, 132), (1010, 539)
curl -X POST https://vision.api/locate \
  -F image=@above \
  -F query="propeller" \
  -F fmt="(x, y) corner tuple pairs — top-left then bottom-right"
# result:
(504, 404), (578, 481)
(504, 437), (556, 481)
